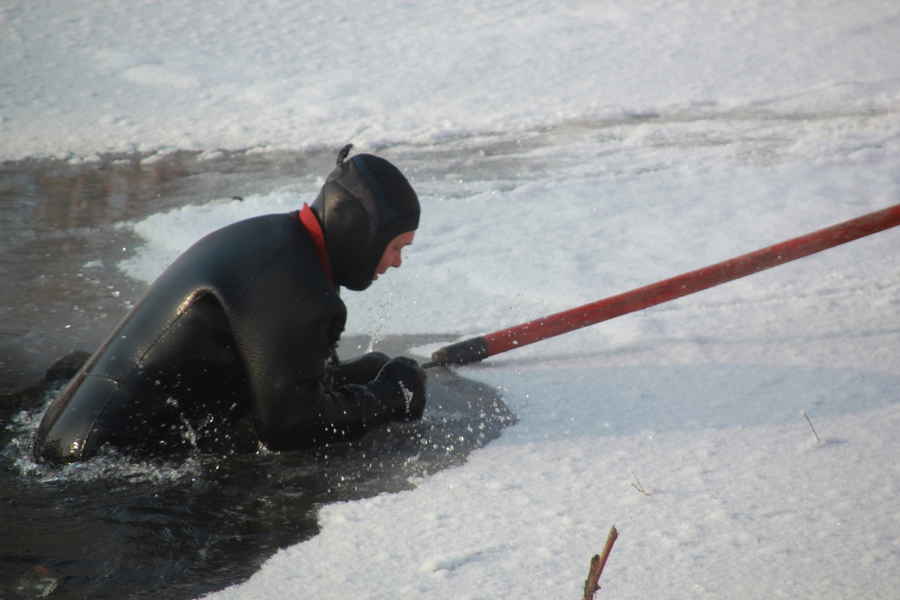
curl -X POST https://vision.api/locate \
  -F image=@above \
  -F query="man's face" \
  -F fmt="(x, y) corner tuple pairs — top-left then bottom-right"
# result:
(374, 231), (416, 280)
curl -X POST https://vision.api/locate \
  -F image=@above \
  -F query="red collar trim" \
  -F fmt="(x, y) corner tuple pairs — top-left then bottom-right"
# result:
(298, 204), (334, 285)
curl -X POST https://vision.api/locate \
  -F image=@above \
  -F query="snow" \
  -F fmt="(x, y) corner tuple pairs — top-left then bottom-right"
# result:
(5, 0), (900, 598)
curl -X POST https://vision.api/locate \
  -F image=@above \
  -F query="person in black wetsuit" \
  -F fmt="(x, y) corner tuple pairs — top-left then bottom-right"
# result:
(33, 145), (427, 463)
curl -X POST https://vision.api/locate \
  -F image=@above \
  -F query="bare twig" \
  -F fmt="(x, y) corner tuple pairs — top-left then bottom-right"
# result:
(803, 411), (821, 444)
(582, 526), (619, 600)
(631, 471), (651, 496)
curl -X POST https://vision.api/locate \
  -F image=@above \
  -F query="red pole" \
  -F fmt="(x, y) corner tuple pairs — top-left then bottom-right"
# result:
(427, 203), (900, 367)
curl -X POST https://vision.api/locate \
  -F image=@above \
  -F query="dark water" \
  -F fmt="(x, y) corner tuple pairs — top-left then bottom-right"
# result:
(0, 152), (514, 600)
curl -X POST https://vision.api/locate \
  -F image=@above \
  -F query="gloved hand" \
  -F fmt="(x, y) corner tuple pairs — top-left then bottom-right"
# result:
(369, 356), (427, 421)
(329, 351), (390, 387)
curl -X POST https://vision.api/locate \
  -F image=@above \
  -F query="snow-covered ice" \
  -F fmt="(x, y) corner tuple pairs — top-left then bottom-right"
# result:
(4, 0), (900, 598)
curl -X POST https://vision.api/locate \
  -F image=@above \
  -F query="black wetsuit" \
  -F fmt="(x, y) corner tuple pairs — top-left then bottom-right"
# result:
(34, 149), (421, 463)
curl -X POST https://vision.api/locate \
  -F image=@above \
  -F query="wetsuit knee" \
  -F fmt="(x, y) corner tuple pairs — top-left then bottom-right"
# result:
(33, 375), (124, 463)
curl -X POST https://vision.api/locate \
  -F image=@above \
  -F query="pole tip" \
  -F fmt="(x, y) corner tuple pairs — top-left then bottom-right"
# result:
(428, 336), (490, 367)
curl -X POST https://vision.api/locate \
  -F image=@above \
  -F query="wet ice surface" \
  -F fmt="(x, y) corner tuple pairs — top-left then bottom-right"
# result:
(0, 152), (513, 600)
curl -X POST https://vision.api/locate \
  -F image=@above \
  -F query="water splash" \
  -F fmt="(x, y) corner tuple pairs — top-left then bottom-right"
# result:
(3, 387), (204, 485)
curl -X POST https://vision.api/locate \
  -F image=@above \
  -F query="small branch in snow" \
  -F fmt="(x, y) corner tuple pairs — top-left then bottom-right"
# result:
(803, 411), (822, 444)
(582, 526), (619, 600)
(631, 471), (651, 496)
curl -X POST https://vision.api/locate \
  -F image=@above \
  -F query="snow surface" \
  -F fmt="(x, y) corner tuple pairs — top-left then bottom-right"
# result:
(5, 0), (900, 598)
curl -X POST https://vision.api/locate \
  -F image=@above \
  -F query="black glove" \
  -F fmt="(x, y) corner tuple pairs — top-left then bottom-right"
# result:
(329, 352), (390, 387)
(368, 357), (427, 421)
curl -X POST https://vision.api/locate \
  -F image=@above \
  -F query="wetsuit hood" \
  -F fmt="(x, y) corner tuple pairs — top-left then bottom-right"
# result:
(311, 146), (420, 291)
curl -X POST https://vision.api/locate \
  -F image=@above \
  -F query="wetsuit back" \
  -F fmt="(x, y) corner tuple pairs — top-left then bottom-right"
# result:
(36, 213), (357, 462)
